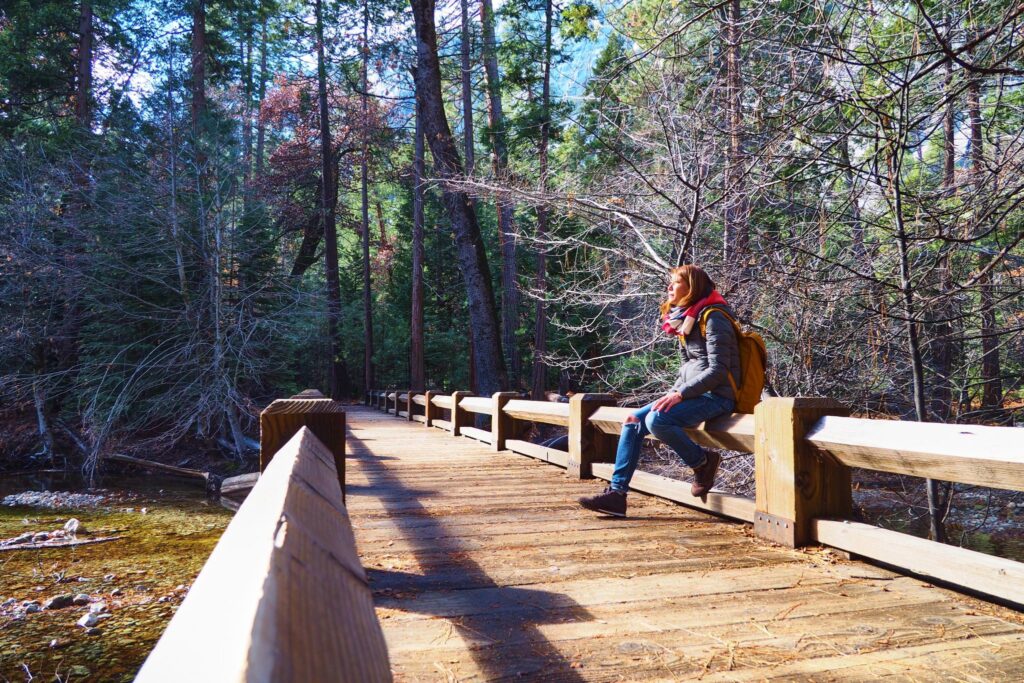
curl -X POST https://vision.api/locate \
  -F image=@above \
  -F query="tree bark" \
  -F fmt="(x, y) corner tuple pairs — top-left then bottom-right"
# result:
(411, 103), (426, 391)
(315, 0), (345, 399)
(530, 0), (553, 400)
(461, 0), (474, 177)
(255, 16), (268, 177)
(723, 0), (748, 260)
(361, 0), (375, 394)
(930, 54), (957, 420)
(409, 0), (508, 395)
(480, 0), (520, 386)
(191, 0), (207, 132)
(967, 67), (1001, 412)
(75, 1), (93, 128)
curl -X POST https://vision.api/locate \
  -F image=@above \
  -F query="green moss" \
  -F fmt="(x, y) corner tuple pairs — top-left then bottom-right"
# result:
(0, 477), (231, 682)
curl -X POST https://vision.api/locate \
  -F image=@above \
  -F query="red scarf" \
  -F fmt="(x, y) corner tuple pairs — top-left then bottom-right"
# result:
(661, 290), (729, 337)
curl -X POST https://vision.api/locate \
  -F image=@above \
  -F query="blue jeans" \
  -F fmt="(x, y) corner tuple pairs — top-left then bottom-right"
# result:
(610, 393), (735, 493)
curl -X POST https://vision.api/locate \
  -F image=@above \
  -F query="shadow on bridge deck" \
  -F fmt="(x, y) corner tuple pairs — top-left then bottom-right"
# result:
(348, 427), (590, 681)
(344, 407), (1024, 682)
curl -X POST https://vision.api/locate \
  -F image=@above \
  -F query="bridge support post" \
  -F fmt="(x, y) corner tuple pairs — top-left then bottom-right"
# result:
(260, 390), (346, 499)
(406, 392), (416, 421)
(423, 391), (435, 427)
(754, 397), (850, 547)
(568, 394), (617, 479)
(491, 392), (519, 451)
(451, 391), (472, 436)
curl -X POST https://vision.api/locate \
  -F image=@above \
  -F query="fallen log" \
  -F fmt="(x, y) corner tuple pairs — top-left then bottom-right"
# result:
(220, 472), (258, 498)
(105, 454), (220, 492)
(0, 536), (124, 552)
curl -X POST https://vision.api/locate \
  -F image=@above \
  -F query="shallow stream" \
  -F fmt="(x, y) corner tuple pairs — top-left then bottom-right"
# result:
(0, 473), (232, 682)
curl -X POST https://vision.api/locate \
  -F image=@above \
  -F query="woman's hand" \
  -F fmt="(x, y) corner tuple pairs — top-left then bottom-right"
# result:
(651, 391), (682, 413)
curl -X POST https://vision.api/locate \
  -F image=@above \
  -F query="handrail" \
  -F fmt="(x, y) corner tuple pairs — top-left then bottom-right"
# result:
(137, 422), (391, 681)
(805, 416), (1024, 491)
(458, 396), (493, 415)
(431, 395), (453, 409)
(502, 399), (569, 426)
(367, 387), (1024, 606)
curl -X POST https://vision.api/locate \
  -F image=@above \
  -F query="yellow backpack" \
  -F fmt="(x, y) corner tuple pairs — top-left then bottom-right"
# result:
(696, 307), (768, 413)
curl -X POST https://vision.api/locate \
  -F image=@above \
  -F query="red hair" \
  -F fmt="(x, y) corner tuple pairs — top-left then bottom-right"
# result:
(660, 265), (715, 315)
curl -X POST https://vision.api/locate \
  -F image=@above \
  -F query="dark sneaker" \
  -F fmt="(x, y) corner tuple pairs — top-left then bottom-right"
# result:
(691, 451), (721, 499)
(578, 487), (627, 517)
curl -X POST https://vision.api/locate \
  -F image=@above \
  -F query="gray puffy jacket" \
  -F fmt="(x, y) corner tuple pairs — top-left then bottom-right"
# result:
(670, 306), (741, 402)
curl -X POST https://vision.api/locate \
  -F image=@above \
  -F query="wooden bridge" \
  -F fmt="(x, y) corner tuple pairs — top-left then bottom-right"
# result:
(137, 390), (1024, 681)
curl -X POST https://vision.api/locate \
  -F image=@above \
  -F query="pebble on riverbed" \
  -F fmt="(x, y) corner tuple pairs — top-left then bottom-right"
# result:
(2, 491), (106, 509)
(43, 594), (73, 610)
(73, 593), (90, 605)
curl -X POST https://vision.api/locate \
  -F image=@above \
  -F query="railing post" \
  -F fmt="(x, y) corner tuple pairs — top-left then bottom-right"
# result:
(754, 397), (850, 547)
(568, 393), (617, 479)
(423, 390), (435, 427)
(260, 390), (346, 499)
(491, 392), (519, 451)
(406, 392), (416, 421)
(451, 391), (472, 436)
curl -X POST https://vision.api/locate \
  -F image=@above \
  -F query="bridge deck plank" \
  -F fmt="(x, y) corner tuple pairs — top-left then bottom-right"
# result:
(344, 407), (1024, 682)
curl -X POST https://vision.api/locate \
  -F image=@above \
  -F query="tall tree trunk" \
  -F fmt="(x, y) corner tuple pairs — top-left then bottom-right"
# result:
(315, 0), (345, 399)
(530, 0), (553, 400)
(891, 153), (943, 542)
(480, 0), (520, 386)
(409, 0), (508, 395)
(411, 104), (426, 391)
(967, 66), (1001, 412)
(191, 0), (207, 133)
(723, 0), (748, 260)
(166, 55), (188, 304)
(931, 54), (957, 420)
(75, 1), (93, 128)
(461, 0), (474, 177)
(361, 0), (375, 394)
(255, 16), (268, 177)
(461, 0), (477, 393)
(241, 16), (254, 213)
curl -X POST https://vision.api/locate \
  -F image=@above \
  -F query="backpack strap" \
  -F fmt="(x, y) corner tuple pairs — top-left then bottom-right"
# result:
(697, 307), (741, 400)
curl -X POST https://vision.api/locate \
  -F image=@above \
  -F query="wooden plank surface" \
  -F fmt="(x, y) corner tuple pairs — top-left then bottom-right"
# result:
(807, 415), (1024, 491)
(344, 407), (1024, 682)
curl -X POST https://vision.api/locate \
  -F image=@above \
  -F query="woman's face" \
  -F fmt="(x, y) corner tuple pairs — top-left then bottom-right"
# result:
(667, 274), (689, 305)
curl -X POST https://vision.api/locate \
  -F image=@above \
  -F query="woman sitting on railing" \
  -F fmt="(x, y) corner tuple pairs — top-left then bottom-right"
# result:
(579, 265), (740, 517)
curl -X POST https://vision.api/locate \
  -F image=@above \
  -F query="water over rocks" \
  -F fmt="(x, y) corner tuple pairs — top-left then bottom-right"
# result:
(2, 491), (107, 509)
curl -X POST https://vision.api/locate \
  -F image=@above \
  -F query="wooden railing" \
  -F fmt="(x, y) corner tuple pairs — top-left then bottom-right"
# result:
(139, 391), (391, 682)
(367, 388), (1024, 606)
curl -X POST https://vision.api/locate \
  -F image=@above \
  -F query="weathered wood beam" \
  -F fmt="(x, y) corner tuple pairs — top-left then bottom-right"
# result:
(806, 416), (1024, 492)
(754, 398), (849, 547)
(260, 394), (346, 499)
(137, 428), (390, 682)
